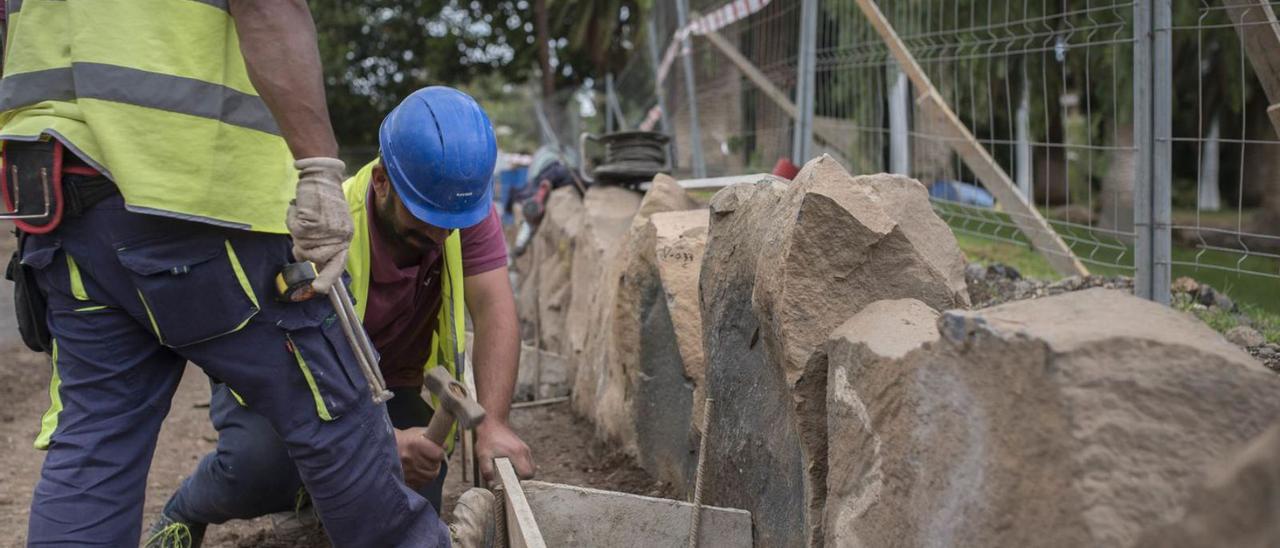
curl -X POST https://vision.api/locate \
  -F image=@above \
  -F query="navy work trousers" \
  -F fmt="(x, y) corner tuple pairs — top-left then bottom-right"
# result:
(164, 383), (447, 524)
(22, 194), (449, 547)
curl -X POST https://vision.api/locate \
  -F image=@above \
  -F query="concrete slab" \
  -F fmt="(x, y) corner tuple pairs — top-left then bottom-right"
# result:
(522, 481), (752, 547)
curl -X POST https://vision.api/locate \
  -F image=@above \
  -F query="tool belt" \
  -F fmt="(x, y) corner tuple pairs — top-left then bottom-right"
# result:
(2, 140), (119, 353)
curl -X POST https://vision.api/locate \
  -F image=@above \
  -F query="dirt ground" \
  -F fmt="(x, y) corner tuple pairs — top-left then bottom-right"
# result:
(0, 354), (670, 547)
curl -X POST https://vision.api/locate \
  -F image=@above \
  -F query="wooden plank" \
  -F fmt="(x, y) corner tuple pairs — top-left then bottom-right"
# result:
(495, 457), (546, 548)
(1223, 0), (1280, 137)
(853, 0), (1088, 278)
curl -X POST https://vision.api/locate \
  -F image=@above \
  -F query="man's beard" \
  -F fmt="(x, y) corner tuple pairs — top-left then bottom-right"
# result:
(375, 193), (426, 251)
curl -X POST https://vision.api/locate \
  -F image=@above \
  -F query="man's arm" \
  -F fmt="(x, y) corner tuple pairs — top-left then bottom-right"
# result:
(465, 265), (534, 481)
(228, 0), (338, 159)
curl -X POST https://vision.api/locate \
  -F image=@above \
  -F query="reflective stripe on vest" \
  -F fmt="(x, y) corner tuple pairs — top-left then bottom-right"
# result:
(0, 0), (294, 232)
(344, 159), (467, 451)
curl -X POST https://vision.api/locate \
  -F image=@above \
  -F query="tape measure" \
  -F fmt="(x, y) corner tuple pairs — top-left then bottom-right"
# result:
(276, 261), (318, 302)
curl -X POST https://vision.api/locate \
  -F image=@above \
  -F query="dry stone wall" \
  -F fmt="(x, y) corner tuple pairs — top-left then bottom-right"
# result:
(569, 176), (698, 453)
(509, 156), (1278, 548)
(699, 156), (969, 547)
(515, 187), (584, 356)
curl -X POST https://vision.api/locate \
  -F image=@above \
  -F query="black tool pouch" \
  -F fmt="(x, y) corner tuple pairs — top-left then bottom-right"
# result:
(1, 140), (66, 235)
(5, 231), (53, 353)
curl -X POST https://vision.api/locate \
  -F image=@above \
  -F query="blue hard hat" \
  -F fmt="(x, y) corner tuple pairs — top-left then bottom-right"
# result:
(379, 86), (498, 229)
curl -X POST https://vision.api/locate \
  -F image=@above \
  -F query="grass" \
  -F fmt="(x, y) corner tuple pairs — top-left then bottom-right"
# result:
(954, 229), (1280, 343)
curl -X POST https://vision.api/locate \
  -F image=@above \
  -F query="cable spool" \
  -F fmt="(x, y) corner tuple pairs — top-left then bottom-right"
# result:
(579, 131), (671, 188)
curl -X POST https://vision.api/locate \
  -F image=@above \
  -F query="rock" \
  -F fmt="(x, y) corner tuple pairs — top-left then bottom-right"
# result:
(1214, 292), (1236, 312)
(699, 156), (969, 547)
(628, 209), (709, 494)
(563, 184), (643, 381)
(822, 299), (940, 548)
(1134, 422), (1280, 548)
(1172, 276), (1200, 294)
(516, 187), (585, 356)
(1194, 284), (1234, 311)
(964, 263), (986, 282)
(516, 345), (570, 400)
(571, 176), (697, 453)
(827, 288), (1280, 547)
(1227, 326), (1266, 348)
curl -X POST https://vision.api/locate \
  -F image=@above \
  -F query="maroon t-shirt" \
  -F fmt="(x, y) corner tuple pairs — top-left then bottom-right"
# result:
(363, 196), (508, 388)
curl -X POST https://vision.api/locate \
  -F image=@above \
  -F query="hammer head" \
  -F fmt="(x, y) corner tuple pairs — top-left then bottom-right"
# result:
(424, 367), (486, 429)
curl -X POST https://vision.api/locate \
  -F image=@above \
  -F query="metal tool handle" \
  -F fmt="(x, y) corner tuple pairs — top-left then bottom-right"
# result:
(329, 285), (393, 403)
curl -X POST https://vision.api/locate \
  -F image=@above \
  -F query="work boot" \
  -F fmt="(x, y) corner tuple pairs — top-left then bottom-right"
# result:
(143, 512), (206, 548)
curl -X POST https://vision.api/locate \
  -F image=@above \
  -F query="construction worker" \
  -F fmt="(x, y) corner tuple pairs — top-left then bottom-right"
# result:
(0, 2), (445, 546)
(149, 87), (534, 545)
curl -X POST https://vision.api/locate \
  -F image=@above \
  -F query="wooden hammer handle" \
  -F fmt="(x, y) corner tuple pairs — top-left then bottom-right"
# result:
(424, 409), (454, 446)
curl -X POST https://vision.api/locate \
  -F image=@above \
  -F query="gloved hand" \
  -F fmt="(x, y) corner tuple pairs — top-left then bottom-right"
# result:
(287, 157), (353, 294)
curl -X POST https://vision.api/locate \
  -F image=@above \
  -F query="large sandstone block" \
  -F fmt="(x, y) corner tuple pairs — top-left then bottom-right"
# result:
(563, 185), (642, 378)
(515, 187), (584, 356)
(1135, 421), (1280, 548)
(627, 208), (708, 494)
(699, 156), (969, 547)
(826, 288), (1280, 547)
(570, 177), (696, 451)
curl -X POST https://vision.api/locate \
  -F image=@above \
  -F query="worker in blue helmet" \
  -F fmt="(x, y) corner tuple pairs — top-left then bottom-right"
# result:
(146, 87), (533, 547)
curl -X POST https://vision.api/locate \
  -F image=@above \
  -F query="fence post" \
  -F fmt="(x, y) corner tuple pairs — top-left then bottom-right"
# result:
(1134, 0), (1173, 304)
(647, 19), (678, 169)
(888, 60), (910, 175)
(605, 74), (616, 133)
(674, 0), (707, 178)
(1015, 65), (1033, 202)
(792, 0), (818, 164)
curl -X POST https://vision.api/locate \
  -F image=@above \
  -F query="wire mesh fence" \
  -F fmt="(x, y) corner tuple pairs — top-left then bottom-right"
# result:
(1162, 1), (1280, 309)
(553, 0), (1280, 308)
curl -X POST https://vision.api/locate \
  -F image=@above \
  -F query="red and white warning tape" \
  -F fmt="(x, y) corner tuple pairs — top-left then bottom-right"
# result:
(655, 0), (773, 88)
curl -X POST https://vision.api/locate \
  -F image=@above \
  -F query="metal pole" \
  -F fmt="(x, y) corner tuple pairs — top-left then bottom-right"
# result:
(1134, 0), (1171, 304)
(648, 19), (678, 169)
(792, 0), (818, 164)
(674, 0), (707, 178)
(1133, 0), (1153, 300)
(888, 61), (911, 175)
(1152, 0), (1173, 304)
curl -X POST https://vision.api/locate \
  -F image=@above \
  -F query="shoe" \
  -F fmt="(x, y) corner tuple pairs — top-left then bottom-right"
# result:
(143, 512), (206, 548)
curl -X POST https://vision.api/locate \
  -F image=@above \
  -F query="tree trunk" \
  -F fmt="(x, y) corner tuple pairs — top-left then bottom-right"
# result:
(535, 0), (553, 98)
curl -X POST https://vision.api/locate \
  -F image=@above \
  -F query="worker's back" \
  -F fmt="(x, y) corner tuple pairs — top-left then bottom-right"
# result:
(0, 0), (294, 233)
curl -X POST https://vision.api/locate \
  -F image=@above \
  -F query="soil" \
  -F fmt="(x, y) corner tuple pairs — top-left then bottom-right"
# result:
(0, 359), (669, 548)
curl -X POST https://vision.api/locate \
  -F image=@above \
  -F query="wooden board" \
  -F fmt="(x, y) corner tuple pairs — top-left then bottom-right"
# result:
(494, 457), (546, 548)
(1223, 0), (1280, 138)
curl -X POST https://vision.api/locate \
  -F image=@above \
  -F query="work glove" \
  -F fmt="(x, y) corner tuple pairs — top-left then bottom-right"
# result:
(287, 157), (353, 295)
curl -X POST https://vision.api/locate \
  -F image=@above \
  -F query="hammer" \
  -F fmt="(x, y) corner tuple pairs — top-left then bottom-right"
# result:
(423, 366), (486, 446)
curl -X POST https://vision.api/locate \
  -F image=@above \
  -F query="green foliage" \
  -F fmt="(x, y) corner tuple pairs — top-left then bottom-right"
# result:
(309, 0), (650, 146)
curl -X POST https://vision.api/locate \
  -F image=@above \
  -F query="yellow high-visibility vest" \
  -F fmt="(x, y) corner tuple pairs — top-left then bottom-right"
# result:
(344, 159), (467, 449)
(0, 0), (294, 232)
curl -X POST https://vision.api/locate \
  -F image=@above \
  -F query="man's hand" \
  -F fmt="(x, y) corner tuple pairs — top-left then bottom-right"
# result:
(393, 427), (446, 489)
(475, 421), (534, 483)
(288, 158), (352, 293)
